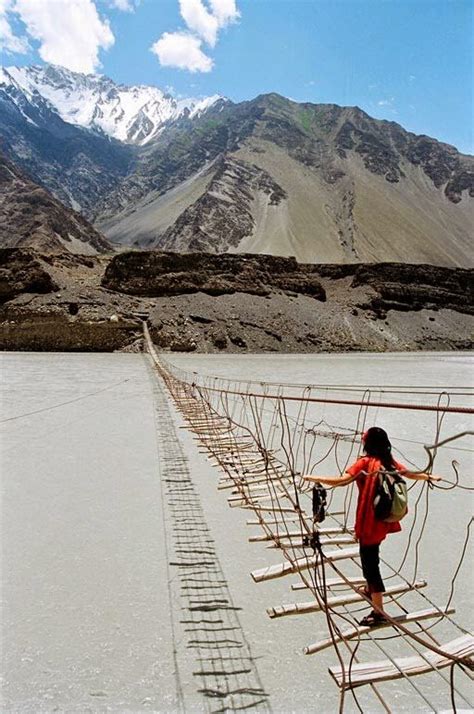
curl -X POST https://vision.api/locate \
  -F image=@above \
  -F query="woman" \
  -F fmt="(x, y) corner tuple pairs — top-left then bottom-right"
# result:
(303, 426), (441, 626)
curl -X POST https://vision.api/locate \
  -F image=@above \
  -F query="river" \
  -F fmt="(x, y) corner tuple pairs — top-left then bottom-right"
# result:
(1, 351), (472, 713)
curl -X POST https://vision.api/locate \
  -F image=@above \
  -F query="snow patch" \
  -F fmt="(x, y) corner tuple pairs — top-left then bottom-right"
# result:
(1, 64), (225, 145)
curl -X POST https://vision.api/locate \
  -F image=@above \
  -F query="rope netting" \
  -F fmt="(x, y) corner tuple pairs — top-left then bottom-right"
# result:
(144, 327), (473, 713)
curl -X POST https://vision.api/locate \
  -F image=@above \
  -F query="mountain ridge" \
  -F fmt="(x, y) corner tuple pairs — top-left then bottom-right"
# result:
(1, 66), (472, 266)
(97, 93), (473, 265)
(0, 64), (225, 145)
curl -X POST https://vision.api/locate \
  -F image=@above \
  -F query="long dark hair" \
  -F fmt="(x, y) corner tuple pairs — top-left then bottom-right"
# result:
(362, 427), (395, 470)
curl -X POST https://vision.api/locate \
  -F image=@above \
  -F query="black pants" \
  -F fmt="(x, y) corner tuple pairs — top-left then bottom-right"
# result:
(359, 544), (385, 593)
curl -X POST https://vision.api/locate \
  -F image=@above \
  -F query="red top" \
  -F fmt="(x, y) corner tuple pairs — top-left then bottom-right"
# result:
(346, 456), (405, 546)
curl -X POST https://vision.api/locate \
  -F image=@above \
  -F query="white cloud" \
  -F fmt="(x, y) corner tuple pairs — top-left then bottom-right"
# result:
(179, 0), (219, 46)
(151, 31), (213, 73)
(108, 0), (135, 11)
(12, 0), (114, 73)
(0, 0), (29, 53)
(178, 0), (239, 46)
(208, 0), (239, 25)
(152, 0), (239, 73)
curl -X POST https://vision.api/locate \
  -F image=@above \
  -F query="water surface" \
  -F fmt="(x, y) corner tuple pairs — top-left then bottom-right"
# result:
(1, 352), (473, 713)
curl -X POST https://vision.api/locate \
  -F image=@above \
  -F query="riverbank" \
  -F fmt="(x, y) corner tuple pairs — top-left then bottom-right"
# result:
(1, 248), (473, 353)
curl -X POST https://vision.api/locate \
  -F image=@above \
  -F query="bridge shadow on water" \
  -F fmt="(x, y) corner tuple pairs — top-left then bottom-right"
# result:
(150, 365), (271, 713)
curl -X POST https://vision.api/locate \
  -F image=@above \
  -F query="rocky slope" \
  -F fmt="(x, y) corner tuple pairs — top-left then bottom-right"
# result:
(0, 74), (134, 215)
(1, 248), (472, 353)
(0, 248), (59, 302)
(97, 95), (474, 266)
(158, 157), (287, 252)
(0, 249), (143, 351)
(103, 251), (473, 316)
(0, 154), (111, 254)
(102, 251), (325, 300)
(2, 64), (473, 266)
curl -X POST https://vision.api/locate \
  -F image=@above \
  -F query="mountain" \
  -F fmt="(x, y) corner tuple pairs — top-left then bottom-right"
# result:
(1, 65), (473, 267)
(0, 64), (224, 145)
(98, 95), (474, 266)
(0, 71), (134, 216)
(0, 63), (225, 217)
(0, 153), (111, 254)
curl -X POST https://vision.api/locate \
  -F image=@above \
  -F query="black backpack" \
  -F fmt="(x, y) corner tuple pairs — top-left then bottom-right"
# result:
(373, 468), (408, 523)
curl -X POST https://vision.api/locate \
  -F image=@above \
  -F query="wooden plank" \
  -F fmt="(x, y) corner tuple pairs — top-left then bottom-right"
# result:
(218, 481), (244, 491)
(267, 580), (427, 619)
(218, 481), (261, 491)
(192, 422), (230, 428)
(304, 607), (456, 655)
(240, 481), (292, 493)
(219, 456), (278, 464)
(246, 517), (306, 526)
(291, 576), (365, 591)
(202, 439), (255, 448)
(228, 493), (289, 508)
(192, 431), (235, 438)
(229, 483), (290, 497)
(184, 426), (232, 432)
(199, 439), (254, 448)
(213, 457), (264, 466)
(329, 634), (474, 689)
(231, 465), (286, 474)
(188, 424), (229, 430)
(196, 431), (249, 439)
(222, 472), (289, 485)
(266, 535), (356, 549)
(219, 479), (288, 491)
(218, 473), (290, 489)
(249, 527), (354, 542)
(197, 437), (253, 446)
(187, 414), (211, 420)
(251, 546), (359, 583)
(230, 498), (290, 510)
(227, 490), (292, 508)
(242, 505), (301, 515)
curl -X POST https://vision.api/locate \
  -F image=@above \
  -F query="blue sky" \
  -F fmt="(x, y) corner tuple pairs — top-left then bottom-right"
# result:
(1, 0), (472, 153)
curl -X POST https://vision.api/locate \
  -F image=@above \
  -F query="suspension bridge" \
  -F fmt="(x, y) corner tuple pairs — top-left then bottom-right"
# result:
(144, 324), (474, 713)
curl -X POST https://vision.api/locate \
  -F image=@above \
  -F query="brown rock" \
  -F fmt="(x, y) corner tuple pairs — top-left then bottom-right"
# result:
(0, 248), (59, 304)
(102, 251), (326, 302)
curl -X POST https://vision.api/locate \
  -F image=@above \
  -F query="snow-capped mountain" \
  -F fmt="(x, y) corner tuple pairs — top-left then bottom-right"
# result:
(1, 65), (472, 267)
(0, 64), (224, 145)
